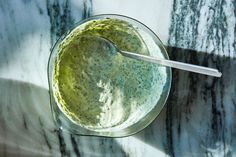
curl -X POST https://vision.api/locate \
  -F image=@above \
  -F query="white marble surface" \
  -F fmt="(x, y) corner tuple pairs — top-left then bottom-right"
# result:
(0, 0), (236, 157)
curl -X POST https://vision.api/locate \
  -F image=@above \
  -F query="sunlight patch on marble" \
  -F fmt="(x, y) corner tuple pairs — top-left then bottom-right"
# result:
(116, 136), (170, 157)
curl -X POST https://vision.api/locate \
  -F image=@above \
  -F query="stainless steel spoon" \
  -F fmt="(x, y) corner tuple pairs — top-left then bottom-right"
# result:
(81, 36), (222, 77)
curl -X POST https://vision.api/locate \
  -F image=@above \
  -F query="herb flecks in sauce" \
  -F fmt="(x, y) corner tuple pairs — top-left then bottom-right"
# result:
(53, 19), (164, 130)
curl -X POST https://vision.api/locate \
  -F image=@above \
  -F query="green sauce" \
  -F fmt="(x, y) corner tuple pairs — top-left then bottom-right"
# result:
(53, 18), (165, 130)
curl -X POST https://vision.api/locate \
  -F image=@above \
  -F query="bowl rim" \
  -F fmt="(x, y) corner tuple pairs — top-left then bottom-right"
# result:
(47, 14), (172, 137)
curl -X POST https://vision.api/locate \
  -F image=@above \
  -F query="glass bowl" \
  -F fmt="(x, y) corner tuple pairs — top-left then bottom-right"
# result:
(48, 14), (172, 137)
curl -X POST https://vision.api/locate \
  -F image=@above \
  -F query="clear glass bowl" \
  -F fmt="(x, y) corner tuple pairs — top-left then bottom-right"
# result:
(48, 14), (172, 137)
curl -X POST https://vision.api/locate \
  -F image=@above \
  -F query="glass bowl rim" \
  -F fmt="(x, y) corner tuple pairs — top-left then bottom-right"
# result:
(47, 14), (172, 137)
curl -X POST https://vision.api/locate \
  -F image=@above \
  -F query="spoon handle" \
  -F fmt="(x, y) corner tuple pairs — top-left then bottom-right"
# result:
(120, 51), (222, 77)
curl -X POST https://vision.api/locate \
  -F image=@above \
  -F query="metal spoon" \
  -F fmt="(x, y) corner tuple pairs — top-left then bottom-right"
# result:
(82, 36), (222, 77)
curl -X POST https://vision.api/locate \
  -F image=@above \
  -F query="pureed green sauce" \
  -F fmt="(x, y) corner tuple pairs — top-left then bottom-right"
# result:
(53, 18), (167, 131)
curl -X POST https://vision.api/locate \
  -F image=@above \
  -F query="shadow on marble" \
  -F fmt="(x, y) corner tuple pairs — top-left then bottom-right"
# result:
(0, 78), (59, 156)
(134, 46), (236, 157)
(0, 78), (128, 157)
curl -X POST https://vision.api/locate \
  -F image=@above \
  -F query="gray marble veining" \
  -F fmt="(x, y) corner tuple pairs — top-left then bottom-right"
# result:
(168, 0), (236, 57)
(166, 1), (236, 155)
(0, 0), (235, 157)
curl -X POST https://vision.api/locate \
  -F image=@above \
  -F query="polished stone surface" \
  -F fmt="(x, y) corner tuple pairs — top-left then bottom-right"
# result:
(0, 0), (235, 156)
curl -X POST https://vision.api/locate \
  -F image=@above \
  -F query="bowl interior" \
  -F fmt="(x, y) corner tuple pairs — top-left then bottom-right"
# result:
(48, 14), (172, 137)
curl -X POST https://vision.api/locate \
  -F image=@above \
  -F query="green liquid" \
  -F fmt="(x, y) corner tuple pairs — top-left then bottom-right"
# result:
(53, 18), (166, 130)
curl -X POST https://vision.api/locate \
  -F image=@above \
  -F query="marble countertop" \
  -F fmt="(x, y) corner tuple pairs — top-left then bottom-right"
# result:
(0, 0), (235, 156)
